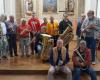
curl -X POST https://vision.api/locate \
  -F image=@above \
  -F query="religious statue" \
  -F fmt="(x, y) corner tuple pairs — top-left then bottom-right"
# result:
(67, 0), (75, 12)
(25, 0), (33, 15)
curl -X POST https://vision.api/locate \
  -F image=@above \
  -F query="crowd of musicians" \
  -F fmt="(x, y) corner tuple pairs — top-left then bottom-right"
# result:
(0, 10), (100, 80)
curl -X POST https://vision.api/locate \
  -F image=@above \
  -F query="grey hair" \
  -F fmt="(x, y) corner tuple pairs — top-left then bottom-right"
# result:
(57, 39), (64, 43)
(79, 40), (87, 47)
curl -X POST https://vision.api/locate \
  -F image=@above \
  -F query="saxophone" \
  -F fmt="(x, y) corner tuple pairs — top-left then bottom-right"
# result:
(59, 24), (74, 46)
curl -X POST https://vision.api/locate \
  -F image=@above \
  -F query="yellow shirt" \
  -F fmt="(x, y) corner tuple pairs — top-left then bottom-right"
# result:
(47, 22), (59, 36)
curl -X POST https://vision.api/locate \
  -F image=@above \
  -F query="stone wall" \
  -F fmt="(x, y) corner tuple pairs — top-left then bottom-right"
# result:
(20, 0), (81, 21)
(15, 0), (85, 24)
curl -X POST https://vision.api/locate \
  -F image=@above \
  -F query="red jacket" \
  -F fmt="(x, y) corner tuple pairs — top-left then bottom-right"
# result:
(72, 48), (91, 67)
(17, 24), (31, 38)
(28, 18), (40, 32)
(40, 23), (47, 27)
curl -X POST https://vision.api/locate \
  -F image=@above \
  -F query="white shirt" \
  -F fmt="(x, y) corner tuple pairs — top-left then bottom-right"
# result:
(0, 22), (7, 35)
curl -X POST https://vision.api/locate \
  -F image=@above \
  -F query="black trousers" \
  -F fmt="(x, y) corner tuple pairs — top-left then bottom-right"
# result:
(52, 35), (59, 47)
(8, 34), (17, 57)
(30, 32), (34, 54)
(65, 44), (69, 52)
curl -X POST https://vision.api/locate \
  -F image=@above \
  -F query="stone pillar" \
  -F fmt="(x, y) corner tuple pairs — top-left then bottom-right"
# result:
(15, 0), (22, 24)
(85, 0), (97, 15)
(77, 0), (85, 17)
(5, 0), (16, 17)
(0, 0), (4, 15)
(97, 0), (100, 18)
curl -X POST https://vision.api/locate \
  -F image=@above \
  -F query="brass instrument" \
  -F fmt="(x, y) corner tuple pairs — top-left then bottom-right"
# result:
(40, 34), (53, 61)
(59, 24), (74, 46)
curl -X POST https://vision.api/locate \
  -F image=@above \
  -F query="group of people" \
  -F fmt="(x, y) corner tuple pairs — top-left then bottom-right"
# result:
(0, 15), (18, 59)
(76, 10), (100, 64)
(0, 10), (100, 80)
(0, 11), (72, 59)
(48, 10), (100, 80)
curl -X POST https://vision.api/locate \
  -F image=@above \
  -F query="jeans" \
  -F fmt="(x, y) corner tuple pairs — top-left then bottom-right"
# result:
(0, 36), (8, 58)
(34, 43), (43, 55)
(73, 67), (97, 80)
(20, 37), (29, 56)
(85, 37), (96, 62)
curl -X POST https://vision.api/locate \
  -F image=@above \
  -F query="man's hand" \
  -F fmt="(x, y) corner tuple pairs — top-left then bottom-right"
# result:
(58, 60), (63, 66)
(55, 66), (59, 71)
(80, 63), (86, 67)
(81, 29), (86, 33)
(25, 29), (30, 32)
(87, 24), (96, 29)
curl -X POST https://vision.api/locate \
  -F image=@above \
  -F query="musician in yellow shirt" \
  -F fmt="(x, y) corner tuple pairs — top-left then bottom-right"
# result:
(47, 16), (59, 46)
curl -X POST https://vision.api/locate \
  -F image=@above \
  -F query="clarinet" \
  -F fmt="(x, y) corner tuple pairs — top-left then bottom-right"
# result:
(75, 49), (88, 70)
(76, 50), (85, 62)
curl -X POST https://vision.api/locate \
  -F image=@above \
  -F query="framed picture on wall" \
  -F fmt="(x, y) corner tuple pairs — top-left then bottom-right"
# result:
(43, 0), (57, 13)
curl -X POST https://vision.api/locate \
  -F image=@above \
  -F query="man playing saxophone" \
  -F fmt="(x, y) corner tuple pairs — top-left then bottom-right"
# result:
(72, 40), (97, 80)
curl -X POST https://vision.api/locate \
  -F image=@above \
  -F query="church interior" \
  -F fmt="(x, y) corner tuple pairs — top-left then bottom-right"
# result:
(0, 0), (100, 80)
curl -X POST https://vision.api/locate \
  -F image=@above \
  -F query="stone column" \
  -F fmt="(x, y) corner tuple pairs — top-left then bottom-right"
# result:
(15, 0), (22, 24)
(5, 0), (16, 17)
(77, 0), (85, 17)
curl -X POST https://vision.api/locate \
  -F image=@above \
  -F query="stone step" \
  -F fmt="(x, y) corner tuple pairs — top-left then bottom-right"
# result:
(0, 62), (99, 75)
(0, 75), (99, 80)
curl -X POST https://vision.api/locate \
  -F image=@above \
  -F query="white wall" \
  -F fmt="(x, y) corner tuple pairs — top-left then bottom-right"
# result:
(5, 0), (16, 17)
(97, 0), (100, 18)
(0, 0), (4, 15)
(85, 0), (91, 14)
(85, 0), (97, 16)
